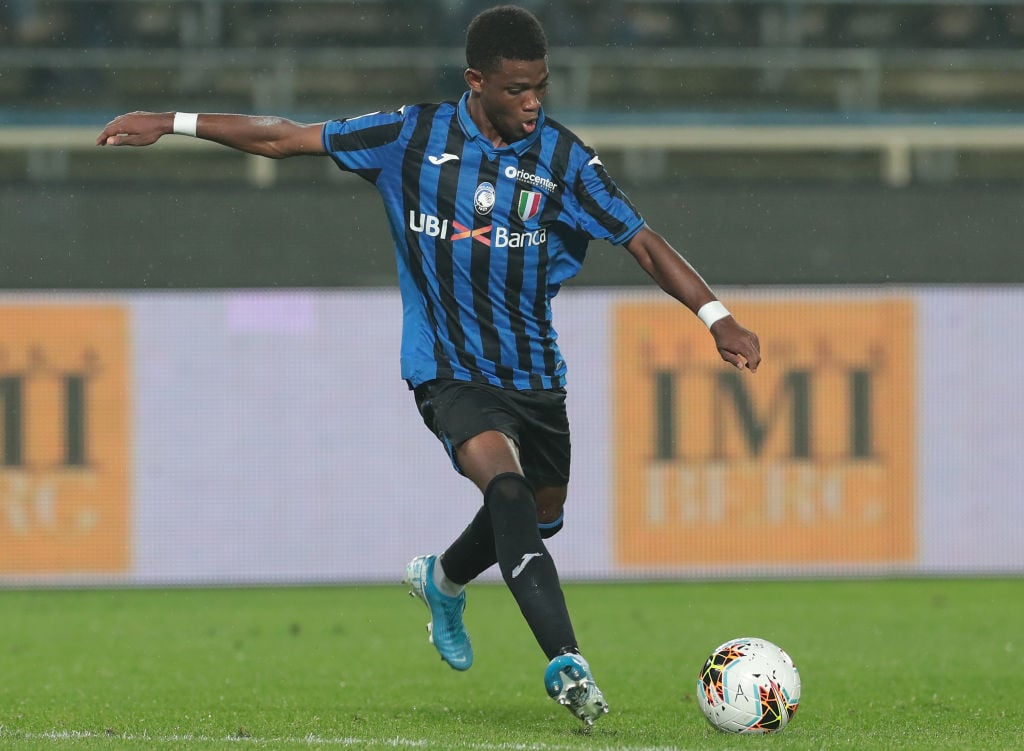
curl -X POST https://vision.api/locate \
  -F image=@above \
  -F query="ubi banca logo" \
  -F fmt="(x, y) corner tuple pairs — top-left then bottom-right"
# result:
(408, 211), (546, 248)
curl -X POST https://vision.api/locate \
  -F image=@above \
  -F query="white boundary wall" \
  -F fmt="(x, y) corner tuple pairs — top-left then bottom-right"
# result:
(1, 287), (1021, 584)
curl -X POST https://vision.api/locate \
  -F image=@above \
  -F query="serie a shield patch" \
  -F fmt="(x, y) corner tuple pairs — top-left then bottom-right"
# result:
(517, 190), (542, 221)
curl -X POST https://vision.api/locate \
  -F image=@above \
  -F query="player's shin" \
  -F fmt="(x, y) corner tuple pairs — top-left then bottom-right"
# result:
(484, 472), (577, 659)
(439, 505), (497, 585)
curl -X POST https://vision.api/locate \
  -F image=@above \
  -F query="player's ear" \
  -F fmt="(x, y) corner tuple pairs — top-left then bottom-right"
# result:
(464, 68), (484, 92)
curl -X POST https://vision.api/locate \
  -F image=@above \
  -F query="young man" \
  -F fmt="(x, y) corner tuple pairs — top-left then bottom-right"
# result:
(97, 4), (760, 728)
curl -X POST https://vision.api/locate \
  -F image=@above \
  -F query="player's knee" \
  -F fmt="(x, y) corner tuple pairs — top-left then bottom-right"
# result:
(538, 512), (564, 539)
(483, 472), (535, 512)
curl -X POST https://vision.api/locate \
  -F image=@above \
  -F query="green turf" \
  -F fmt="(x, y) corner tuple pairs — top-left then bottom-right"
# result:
(1, 578), (1022, 750)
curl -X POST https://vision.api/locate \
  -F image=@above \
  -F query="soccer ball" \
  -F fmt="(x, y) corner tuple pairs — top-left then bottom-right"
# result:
(696, 637), (801, 734)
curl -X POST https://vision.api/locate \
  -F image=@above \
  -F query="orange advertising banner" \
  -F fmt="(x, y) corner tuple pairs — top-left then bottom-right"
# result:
(0, 305), (131, 574)
(614, 298), (915, 568)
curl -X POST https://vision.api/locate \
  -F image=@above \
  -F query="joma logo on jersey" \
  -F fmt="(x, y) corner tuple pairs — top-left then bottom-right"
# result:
(408, 211), (547, 247)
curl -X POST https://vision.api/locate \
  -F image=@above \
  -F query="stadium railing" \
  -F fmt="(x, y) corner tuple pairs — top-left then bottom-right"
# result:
(3, 1), (1024, 185)
(5, 0), (1024, 50)
(5, 119), (1024, 187)
(2, 44), (1024, 115)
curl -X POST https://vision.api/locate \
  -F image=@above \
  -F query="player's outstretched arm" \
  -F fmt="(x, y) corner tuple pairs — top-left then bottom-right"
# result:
(96, 111), (327, 158)
(625, 225), (761, 372)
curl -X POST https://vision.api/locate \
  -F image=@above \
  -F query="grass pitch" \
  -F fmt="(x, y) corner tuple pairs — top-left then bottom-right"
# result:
(1, 578), (1021, 750)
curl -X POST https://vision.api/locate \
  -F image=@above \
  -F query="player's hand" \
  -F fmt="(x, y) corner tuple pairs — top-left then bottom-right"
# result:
(96, 111), (173, 147)
(710, 316), (761, 372)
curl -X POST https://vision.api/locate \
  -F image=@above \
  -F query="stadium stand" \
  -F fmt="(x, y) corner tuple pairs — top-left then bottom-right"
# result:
(1, 0), (1023, 184)
(3, 0), (1023, 109)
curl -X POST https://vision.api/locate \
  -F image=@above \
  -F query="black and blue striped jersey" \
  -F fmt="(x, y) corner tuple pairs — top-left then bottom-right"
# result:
(322, 92), (645, 390)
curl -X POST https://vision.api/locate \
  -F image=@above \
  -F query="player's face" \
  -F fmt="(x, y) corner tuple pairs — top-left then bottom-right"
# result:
(466, 58), (549, 147)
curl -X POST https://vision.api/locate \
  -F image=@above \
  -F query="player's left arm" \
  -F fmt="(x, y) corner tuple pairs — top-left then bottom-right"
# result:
(625, 225), (761, 372)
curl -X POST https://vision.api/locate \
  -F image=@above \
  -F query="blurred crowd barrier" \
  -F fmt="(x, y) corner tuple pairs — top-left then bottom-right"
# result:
(2, 0), (1024, 121)
(4, 1), (1024, 187)
(4, 0), (1024, 50)
(2, 179), (1021, 286)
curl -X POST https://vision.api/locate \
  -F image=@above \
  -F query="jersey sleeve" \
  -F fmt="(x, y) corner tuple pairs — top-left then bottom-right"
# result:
(321, 107), (409, 179)
(567, 148), (646, 246)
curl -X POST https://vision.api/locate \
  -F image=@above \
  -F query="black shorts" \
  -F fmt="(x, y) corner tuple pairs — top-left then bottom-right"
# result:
(414, 378), (571, 488)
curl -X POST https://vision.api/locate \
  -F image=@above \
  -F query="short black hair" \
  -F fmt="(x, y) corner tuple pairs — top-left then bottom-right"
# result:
(465, 5), (548, 73)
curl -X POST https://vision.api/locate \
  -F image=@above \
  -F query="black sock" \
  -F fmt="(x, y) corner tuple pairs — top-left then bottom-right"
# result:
(440, 502), (565, 584)
(439, 505), (497, 586)
(484, 472), (577, 660)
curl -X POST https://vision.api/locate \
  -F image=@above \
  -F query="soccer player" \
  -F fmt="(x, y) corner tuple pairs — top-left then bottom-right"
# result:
(97, 4), (760, 728)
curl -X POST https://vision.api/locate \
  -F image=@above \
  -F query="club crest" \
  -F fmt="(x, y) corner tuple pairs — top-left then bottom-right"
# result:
(474, 182), (496, 215)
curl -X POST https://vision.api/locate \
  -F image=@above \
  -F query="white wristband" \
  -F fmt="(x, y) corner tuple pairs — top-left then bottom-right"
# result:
(697, 300), (731, 329)
(173, 112), (199, 137)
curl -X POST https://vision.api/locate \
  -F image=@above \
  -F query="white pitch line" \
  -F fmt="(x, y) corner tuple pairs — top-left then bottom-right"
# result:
(0, 728), (699, 751)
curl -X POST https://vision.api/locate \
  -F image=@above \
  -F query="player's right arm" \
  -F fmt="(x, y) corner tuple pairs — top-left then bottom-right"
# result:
(96, 111), (327, 158)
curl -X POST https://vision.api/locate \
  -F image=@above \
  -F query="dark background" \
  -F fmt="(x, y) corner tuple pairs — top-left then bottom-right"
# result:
(1, 180), (1016, 288)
